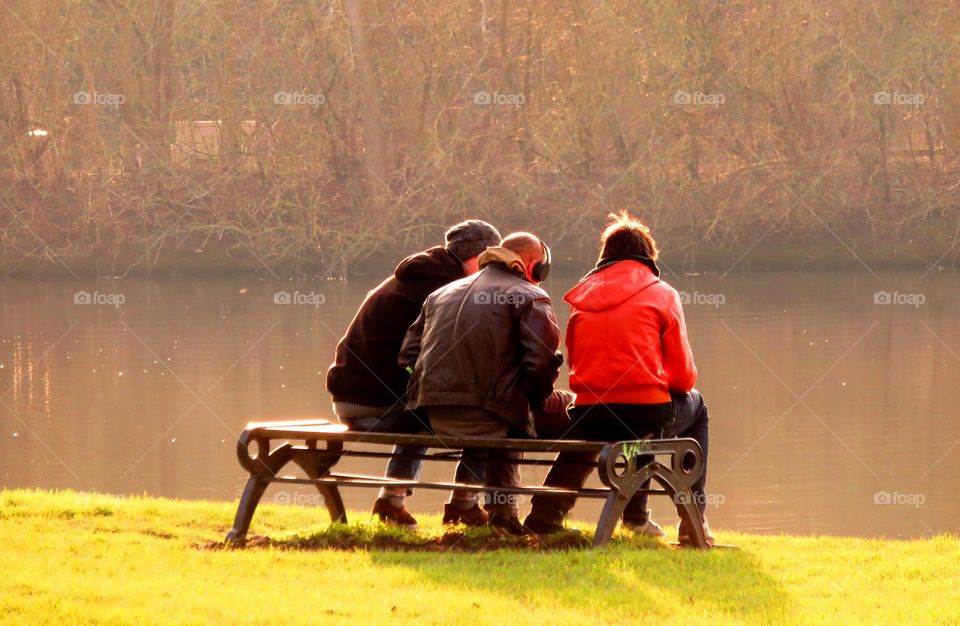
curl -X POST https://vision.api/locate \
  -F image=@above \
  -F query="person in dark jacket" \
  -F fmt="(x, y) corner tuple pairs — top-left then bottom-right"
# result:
(326, 219), (501, 528)
(399, 232), (572, 534)
(523, 212), (714, 545)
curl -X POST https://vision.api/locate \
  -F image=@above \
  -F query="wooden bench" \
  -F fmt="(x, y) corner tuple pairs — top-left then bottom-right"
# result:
(225, 419), (711, 548)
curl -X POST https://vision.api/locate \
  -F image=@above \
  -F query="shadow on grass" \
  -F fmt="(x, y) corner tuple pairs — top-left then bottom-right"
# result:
(207, 522), (790, 621)
(370, 532), (789, 621)
(203, 522), (595, 552)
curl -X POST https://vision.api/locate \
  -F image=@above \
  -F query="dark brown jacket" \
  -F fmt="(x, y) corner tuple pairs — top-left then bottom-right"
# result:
(399, 263), (563, 436)
(326, 247), (464, 408)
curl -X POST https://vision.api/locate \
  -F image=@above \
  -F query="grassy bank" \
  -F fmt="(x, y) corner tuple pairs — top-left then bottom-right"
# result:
(1, 490), (957, 625)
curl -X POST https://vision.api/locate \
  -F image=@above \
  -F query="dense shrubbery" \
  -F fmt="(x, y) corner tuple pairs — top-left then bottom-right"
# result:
(1, 1), (958, 274)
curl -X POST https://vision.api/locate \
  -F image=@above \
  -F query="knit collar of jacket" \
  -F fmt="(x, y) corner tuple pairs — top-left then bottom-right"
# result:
(478, 246), (526, 276)
(589, 253), (661, 278)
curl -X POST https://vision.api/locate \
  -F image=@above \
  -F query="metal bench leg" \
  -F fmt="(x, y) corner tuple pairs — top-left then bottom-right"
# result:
(225, 443), (294, 543)
(290, 444), (347, 524)
(226, 474), (272, 543)
(319, 485), (347, 524)
(675, 490), (709, 549)
(593, 490), (631, 547)
(596, 440), (710, 549)
(593, 445), (664, 548)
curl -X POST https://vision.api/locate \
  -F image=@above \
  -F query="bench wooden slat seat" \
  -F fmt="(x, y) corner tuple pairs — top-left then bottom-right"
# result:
(247, 421), (616, 453)
(226, 418), (710, 549)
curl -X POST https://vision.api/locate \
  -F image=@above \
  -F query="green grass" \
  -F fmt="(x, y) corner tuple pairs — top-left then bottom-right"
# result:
(1, 490), (957, 625)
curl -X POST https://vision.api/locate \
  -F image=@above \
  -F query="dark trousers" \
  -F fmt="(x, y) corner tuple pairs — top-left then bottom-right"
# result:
(430, 390), (576, 515)
(455, 447), (524, 513)
(428, 408), (519, 513)
(528, 390), (710, 524)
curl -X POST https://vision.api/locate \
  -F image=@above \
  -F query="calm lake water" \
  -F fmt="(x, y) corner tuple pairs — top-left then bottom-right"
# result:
(1, 268), (957, 538)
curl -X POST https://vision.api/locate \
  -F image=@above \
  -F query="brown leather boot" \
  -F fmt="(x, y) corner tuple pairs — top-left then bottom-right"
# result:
(522, 514), (582, 538)
(442, 502), (489, 526)
(488, 511), (528, 536)
(371, 497), (418, 529)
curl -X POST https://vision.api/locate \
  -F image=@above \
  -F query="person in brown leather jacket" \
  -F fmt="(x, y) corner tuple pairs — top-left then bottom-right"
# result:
(399, 232), (572, 534)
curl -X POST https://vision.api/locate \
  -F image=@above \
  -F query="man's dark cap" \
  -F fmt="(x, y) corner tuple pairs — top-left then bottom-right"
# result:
(444, 220), (502, 261)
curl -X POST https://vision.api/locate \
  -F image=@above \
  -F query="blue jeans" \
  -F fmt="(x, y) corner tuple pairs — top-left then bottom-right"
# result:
(623, 390), (710, 520)
(340, 410), (429, 498)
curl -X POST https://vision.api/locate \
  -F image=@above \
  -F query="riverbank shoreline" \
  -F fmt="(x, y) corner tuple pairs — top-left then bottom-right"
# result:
(1, 489), (957, 625)
(1, 240), (955, 279)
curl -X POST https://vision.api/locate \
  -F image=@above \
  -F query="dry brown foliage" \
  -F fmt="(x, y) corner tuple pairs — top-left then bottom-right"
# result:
(1, 0), (958, 274)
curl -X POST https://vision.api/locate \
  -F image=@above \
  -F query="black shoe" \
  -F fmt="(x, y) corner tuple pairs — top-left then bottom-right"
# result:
(488, 512), (527, 536)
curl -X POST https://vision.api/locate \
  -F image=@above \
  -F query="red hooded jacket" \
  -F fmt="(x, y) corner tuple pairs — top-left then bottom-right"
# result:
(563, 260), (698, 405)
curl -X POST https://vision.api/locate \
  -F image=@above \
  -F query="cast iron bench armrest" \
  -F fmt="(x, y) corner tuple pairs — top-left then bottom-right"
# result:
(226, 419), (709, 549)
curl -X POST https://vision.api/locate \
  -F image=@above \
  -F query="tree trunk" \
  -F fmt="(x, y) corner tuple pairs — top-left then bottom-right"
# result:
(344, 0), (388, 208)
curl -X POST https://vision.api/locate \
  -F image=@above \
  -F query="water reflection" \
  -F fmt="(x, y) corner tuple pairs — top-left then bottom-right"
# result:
(0, 269), (957, 538)
(7, 335), (53, 420)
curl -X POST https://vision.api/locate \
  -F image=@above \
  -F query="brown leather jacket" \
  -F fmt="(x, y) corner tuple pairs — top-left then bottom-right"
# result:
(399, 262), (563, 436)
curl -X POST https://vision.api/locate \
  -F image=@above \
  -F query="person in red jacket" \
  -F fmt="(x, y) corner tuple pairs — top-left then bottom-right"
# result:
(523, 212), (714, 545)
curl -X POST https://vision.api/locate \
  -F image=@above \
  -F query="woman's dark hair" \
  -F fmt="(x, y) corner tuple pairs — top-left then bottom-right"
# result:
(599, 211), (659, 261)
